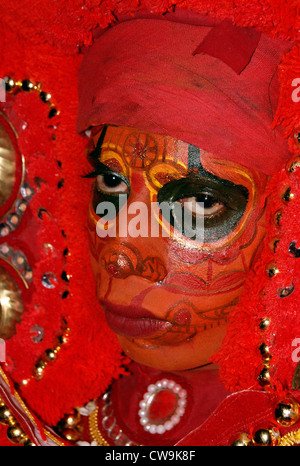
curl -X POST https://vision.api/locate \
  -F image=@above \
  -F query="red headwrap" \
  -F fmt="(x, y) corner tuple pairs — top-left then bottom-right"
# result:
(77, 12), (292, 175)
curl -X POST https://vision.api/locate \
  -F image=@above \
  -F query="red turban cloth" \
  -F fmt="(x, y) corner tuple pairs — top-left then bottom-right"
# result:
(77, 12), (292, 175)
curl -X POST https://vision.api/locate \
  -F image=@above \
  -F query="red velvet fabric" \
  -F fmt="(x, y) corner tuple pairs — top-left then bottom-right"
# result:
(77, 13), (292, 175)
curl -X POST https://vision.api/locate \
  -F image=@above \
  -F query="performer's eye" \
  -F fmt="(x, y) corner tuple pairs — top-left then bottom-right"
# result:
(96, 173), (129, 194)
(157, 175), (248, 243)
(178, 194), (225, 219)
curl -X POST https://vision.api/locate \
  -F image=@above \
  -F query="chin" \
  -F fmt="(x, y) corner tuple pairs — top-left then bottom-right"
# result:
(117, 323), (228, 372)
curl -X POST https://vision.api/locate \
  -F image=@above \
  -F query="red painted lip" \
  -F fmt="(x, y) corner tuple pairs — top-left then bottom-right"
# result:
(100, 300), (172, 338)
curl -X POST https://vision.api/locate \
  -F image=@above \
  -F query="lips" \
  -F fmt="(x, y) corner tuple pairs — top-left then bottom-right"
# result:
(100, 300), (172, 338)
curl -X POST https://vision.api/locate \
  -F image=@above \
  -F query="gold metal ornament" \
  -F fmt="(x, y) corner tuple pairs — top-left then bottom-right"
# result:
(259, 343), (272, 362)
(6, 424), (28, 444)
(0, 405), (13, 425)
(274, 398), (299, 427)
(266, 264), (279, 278)
(257, 366), (271, 387)
(0, 122), (16, 207)
(229, 432), (251, 446)
(252, 427), (277, 446)
(4, 77), (59, 120)
(0, 266), (24, 340)
(259, 317), (271, 330)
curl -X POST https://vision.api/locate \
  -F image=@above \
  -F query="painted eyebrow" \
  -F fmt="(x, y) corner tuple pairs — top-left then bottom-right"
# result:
(187, 144), (249, 199)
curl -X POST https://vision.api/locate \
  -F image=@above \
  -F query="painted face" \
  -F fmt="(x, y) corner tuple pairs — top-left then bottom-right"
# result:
(86, 125), (267, 371)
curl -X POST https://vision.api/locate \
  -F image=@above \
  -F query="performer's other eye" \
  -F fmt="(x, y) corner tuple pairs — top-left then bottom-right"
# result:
(179, 194), (225, 219)
(96, 173), (129, 194)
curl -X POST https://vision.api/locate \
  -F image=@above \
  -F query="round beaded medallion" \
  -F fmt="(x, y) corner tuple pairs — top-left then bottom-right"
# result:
(138, 378), (187, 434)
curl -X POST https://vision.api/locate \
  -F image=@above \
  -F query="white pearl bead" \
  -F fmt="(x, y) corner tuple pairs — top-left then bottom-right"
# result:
(149, 425), (157, 434)
(147, 384), (157, 393)
(140, 417), (148, 426)
(171, 414), (180, 425)
(157, 425), (166, 434)
(167, 380), (175, 389)
(164, 420), (174, 431)
(176, 407), (185, 416)
(178, 388), (187, 398)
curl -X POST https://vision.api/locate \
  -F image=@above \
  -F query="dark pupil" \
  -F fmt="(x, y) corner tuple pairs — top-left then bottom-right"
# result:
(196, 194), (216, 209)
(103, 173), (121, 188)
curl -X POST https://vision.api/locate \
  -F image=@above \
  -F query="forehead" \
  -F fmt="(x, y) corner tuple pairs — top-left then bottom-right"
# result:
(91, 125), (191, 169)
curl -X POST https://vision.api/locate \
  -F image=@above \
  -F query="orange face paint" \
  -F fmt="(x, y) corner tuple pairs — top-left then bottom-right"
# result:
(86, 125), (268, 371)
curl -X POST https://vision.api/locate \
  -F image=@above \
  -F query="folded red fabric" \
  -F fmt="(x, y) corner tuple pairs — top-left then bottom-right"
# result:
(77, 13), (292, 174)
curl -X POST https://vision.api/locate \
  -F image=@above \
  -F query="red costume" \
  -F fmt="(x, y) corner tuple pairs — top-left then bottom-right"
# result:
(0, 0), (299, 447)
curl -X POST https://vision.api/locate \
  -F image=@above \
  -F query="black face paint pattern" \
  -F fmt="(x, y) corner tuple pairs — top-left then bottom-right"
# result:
(157, 145), (249, 243)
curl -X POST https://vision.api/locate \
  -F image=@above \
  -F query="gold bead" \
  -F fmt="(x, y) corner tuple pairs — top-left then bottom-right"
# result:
(229, 432), (251, 446)
(7, 424), (27, 444)
(275, 398), (299, 427)
(33, 359), (47, 379)
(44, 349), (56, 362)
(282, 187), (293, 202)
(266, 264), (279, 278)
(0, 405), (13, 425)
(252, 428), (272, 446)
(4, 77), (15, 92)
(23, 438), (36, 446)
(63, 412), (81, 429)
(253, 427), (280, 446)
(259, 343), (272, 361)
(259, 317), (271, 330)
(40, 91), (52, 102)
(61, 428), (80, 442)
(257, 367), (271, 387)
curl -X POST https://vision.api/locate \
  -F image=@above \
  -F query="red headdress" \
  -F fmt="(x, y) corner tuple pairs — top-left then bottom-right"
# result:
(0, 0), (299, 447)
